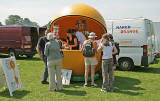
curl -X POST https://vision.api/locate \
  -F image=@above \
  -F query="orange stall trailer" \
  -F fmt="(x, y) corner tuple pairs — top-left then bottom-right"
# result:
(50, 3), (107, 81)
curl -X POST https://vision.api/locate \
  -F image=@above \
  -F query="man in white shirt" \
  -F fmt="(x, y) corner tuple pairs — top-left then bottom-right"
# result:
(75, 30), (86, 47)
(75, 21), (87, 48)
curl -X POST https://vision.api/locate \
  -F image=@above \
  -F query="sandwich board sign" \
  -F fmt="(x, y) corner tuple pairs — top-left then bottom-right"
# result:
(61, 69), (72, 85)
(0, 57), (23, 96)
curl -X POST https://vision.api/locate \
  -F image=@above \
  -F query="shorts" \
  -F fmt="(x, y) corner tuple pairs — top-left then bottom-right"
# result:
(85, 57), (98, 66)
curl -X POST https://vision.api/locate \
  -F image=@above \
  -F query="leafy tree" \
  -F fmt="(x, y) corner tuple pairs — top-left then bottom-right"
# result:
(44, 20), (52, 28)
(31, 22), (39, 27)
(23, 18), (32, 25)
(23, 18), (39, 27)
(5, 15), (39, 27)
(5, 15), (23, 25)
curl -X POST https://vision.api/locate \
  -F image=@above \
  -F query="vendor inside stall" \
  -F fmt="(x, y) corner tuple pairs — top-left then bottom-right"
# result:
(66, 29), (79, 50)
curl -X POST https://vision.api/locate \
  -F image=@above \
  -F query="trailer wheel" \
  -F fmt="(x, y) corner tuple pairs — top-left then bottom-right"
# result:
(9, 49), (17, 57)
(118, 58), (134, 71)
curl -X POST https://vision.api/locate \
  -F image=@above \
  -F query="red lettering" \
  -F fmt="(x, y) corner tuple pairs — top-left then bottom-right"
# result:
(124, 30), (127, 33)
(127, 30), (130, 33)
(130, 30), (133, 33)
(120, 30), (123, 33)
(120, 29), (138, 34)
(133, 30), (135, 33)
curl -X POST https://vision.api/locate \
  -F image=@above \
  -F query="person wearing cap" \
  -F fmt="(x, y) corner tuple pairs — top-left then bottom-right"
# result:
(66, 29), (79, 50)
(44, 32), (63, 91)
(81, 32), (98, 87)
(36, 28), (50, 84)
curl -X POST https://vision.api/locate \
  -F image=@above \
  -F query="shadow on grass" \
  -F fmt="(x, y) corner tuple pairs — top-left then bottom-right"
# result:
(153, 58), (159, 64)
(16, 57), (40, 61)
(133, 66), (160, 74)
(63, 82), (84, 89)
(66, 75), (144, 96)
(92, 76), (144, 96)
(0, 54), (40, 61)
(114, 76), (145, 96)
(59, 89), (87, 96)
(132, 58), (160, 74)
(0, 89), (30, 99)
(60, 82), (87, 96)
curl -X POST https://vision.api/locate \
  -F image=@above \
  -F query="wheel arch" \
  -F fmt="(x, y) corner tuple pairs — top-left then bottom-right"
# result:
(118, 57), (134, 65)
(118, 57), (134, 71)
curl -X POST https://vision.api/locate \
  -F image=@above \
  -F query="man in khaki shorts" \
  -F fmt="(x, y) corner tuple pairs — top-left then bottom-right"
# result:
(81, 32), (98, 87)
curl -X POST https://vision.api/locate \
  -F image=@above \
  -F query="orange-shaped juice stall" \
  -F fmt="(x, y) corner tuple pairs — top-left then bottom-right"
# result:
(50, 3), (107, 76)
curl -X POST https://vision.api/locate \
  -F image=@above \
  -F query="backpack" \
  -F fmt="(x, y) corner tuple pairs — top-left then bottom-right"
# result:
(82, 41), (95, 57)
(114, 42), (120, 55)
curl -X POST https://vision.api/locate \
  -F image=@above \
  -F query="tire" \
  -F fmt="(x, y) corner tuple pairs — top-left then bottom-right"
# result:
(9, 49), (17, 57)
(118, 58), (134, 71)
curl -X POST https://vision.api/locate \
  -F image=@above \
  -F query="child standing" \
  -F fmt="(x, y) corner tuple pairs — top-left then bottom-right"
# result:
(97, 34), (117, 92)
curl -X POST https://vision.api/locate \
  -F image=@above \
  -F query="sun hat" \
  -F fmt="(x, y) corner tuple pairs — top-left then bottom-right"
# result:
(88, 32), (97, 38)
(47, 32), (56, 40)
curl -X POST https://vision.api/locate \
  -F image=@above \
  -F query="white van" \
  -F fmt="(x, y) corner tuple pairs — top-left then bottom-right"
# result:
(106, 18), (155, 70)
(153, 22), (160, 57)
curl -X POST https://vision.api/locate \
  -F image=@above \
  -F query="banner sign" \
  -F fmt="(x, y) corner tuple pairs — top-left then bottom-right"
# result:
(116, 25), (139, 34)
(61, 69), (72, 85)
(0, 57), (23, 96)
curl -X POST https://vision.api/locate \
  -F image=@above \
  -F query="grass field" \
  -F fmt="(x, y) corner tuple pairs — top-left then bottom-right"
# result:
(0, 54), (160, 101)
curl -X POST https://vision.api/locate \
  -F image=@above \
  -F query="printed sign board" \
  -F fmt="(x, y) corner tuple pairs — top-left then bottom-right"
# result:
(0, 57), (23, 96)
(61, 69), (72, 85)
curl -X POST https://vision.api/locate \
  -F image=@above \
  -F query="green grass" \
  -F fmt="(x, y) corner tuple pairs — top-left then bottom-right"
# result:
(0, 54), (160, 101)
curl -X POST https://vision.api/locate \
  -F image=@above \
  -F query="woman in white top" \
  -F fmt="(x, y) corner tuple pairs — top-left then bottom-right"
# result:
(97, 34), (117, 92)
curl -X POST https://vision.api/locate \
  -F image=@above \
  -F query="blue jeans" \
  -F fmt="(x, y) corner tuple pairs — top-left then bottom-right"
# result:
(41, 56), (48, 82)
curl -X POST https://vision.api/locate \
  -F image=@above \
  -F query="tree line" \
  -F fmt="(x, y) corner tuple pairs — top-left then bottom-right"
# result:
(0, 15), (51, 27)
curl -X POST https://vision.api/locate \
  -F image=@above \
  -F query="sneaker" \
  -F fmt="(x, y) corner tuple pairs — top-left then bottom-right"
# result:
(91, 83), (97, 87)
(101, 89), (107, 92)
(83, 84), (88, 87)
(41, 81), (49, 84)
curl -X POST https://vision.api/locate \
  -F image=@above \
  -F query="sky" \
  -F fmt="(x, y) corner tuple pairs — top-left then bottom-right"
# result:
(0, 0), (160, 26)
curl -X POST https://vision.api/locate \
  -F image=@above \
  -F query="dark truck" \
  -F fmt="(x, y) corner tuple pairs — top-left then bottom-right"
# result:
(0, 25), (46, 58)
